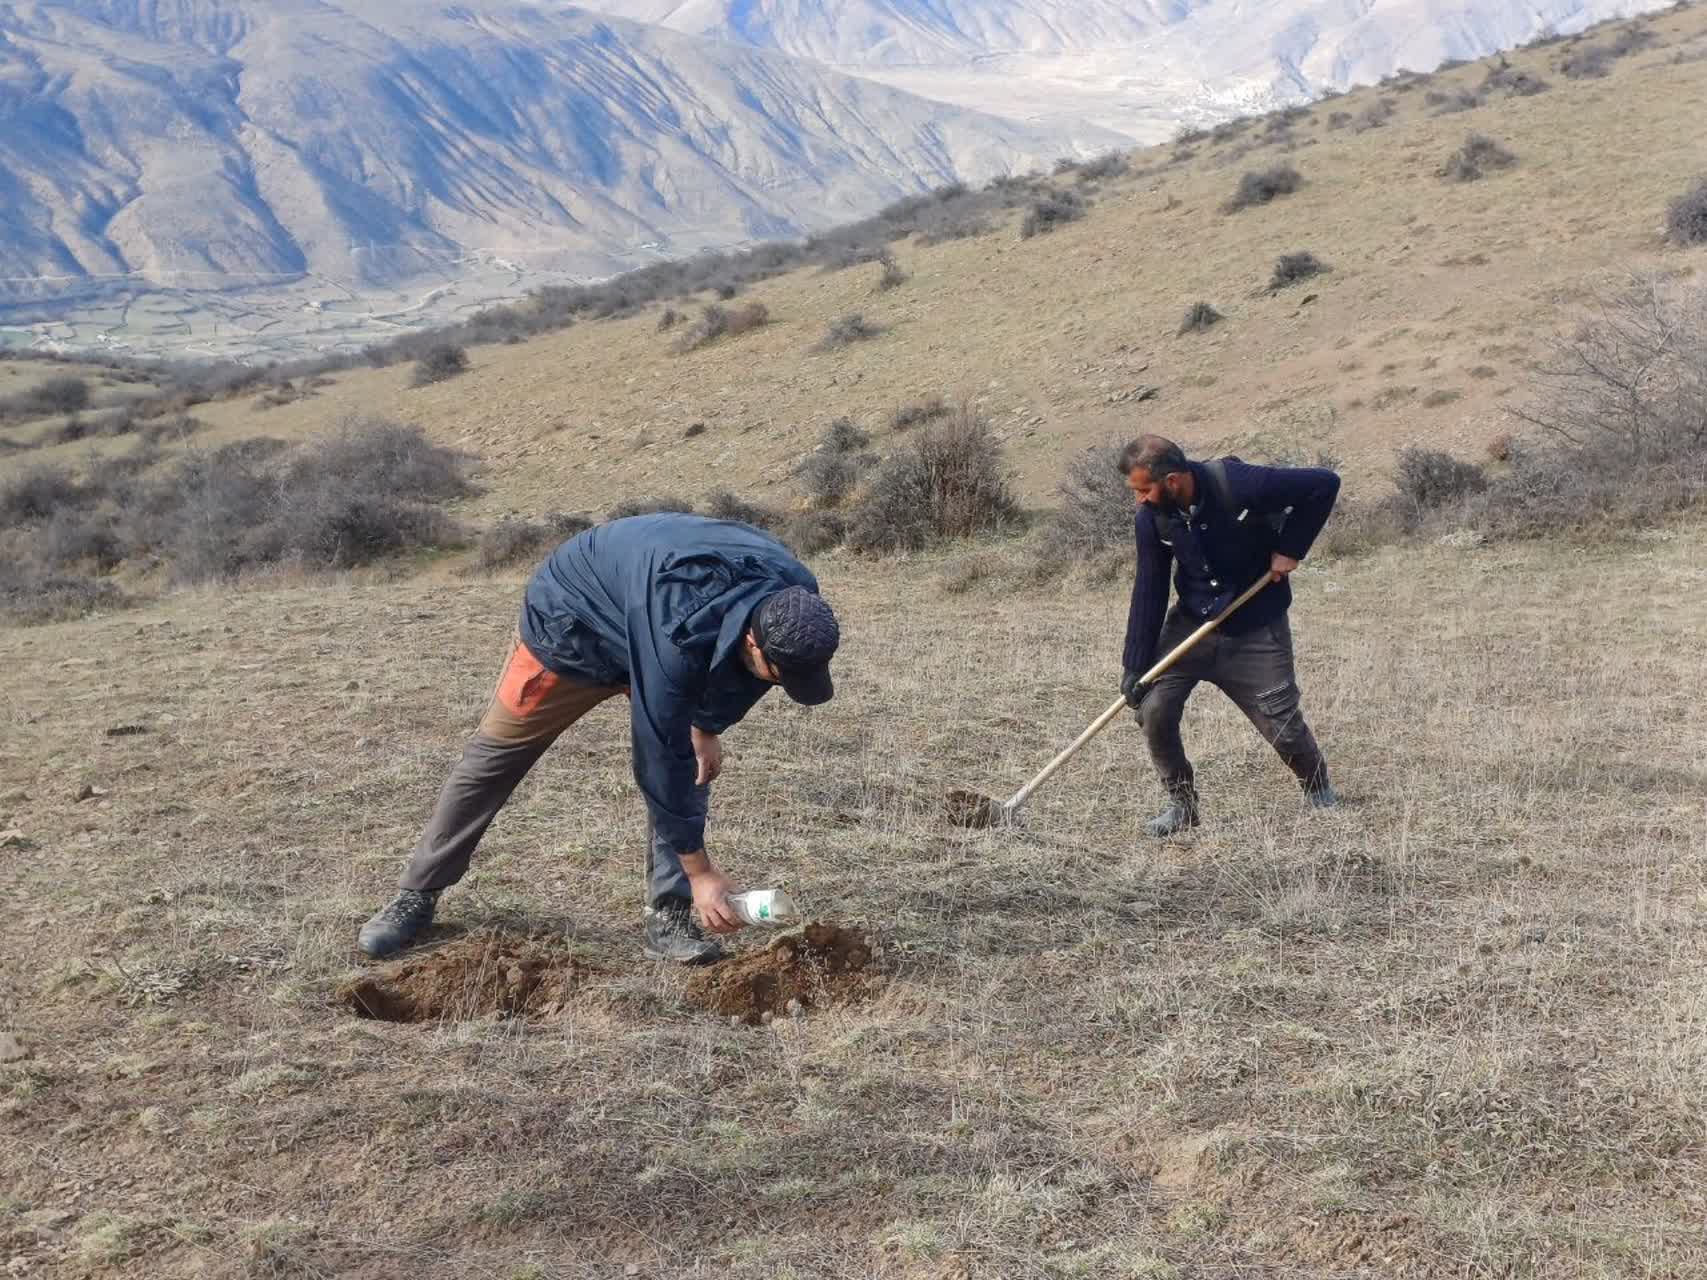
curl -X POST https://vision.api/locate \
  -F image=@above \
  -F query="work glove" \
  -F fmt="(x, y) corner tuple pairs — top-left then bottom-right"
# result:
(1120, 669), (1151, 710)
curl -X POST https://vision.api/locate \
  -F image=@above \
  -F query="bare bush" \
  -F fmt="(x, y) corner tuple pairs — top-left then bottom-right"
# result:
(1513, 274), (1707, 456)
(5, 420), (476, 594)
(606, 496), (695, 520)
(469, 513), (593, 573)
(876, 255), (907, 291)
(0, 465), (86, 527)
(1269, 252), (1328, 291)
(1441, 133), (1518, 182)
(1666, 179), (1707, 247)
(1480, 62), (1551, 96)
(1034, 443), (1133, 574)
(1562, 24), (1658, 78)
(410, 344), (470, 387)
(889, 396), (950, 431)
(675, 303), (769, 353)
(1020, 190), (1086, 239)
(779, 510), (847, 555)
(818, 314), (881, 350)
(1076, 152), (1129, 182)
(1179, 302), (1224, 334)
(846, 408), (1021, 553)
(1224, 165), (1303, 213)
(704, 490), (784, 531)
(657, 307), (681, 331)
(798, 418), (875, 508)
(1355, 100), (1397, 131)
(34, 376), (92, 415)
(1393, 448), (1489, 514)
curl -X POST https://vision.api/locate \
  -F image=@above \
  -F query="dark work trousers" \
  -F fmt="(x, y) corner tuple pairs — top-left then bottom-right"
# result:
(397, 636), (708, 910)
(1137, 609), (1329, 800)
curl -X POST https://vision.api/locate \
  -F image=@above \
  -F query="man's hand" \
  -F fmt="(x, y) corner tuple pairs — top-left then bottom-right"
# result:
(1120, 669), (1151, 710)
(684, 860), (741, 934)
(691, 727), (723, 786)
(1269, 552), (1300, 582)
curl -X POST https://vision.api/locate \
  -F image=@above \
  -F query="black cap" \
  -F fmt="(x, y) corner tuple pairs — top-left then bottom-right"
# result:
(753, 586), (839, 706)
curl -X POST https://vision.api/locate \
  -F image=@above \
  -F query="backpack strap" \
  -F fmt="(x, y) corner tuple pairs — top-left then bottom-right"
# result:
(1203, 457), (1290, 539)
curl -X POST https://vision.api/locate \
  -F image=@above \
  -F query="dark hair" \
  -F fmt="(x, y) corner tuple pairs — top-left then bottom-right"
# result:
(1117, 435), (1189, 479)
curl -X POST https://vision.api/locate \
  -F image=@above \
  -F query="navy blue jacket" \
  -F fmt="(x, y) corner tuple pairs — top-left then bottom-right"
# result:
(1122, 458), (1341, 674)
(519, 513), (821, 856)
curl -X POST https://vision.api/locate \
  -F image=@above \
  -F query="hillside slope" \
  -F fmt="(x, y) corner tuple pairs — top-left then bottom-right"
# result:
(41, 5), (1689, 515)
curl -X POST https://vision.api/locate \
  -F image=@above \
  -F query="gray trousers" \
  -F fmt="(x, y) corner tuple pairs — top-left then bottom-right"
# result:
(1138, 610), (1329, 799)
(397, 636), (704, 910)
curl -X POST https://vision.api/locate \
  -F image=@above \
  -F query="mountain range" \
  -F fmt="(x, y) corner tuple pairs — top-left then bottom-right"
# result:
(0, 0), (1673, 354)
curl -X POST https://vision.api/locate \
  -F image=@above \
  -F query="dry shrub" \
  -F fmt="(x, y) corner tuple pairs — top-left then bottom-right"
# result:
(779, 510), (847, 554)
(606, 496), (695, 520)
(1076, 152), (1129, 182)
(846, 408), (1020, 553)
(797, 418), (875, 508)
(1033, 443), (1133, 580)
(1179, 302), (1224, 334)
(1666, 178), (1707, 247)
(469, 513), (593, 573)
(1223, 165), (1302, 213)
(1269, 252), (1327, 291)
(1441, 133), (1518, 182)
(818, 313), (881, 350)
(675, 303), (769, 353)
(1, 420), (477, 619)
(704, 490), (784, 531)
(1020, 190), (1085, 239)
(876, 255), (908, 291)
(411, 344), (469, 386)
(889, 395), (950, 431)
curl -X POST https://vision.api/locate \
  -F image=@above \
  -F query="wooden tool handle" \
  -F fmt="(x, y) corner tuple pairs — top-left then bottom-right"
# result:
(1004, 574), (1274, 813)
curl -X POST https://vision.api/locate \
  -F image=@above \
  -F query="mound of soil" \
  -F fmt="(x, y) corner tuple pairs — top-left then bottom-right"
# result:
(339, 932), (601, 1023)
(685, 922), (878, 1026)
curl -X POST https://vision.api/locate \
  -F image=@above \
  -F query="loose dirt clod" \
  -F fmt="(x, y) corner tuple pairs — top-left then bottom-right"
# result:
(338, 932), (600, 1023)
(684, 922), (878, 1026)
(944, 787), (1002, 828)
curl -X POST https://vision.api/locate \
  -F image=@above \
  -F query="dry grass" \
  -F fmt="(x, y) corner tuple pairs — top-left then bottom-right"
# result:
(2, 527), (1705, 1277)
(4, 9), (1707, 1275)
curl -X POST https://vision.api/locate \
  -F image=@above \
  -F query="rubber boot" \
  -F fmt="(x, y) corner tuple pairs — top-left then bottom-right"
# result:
(1144, 786), (1201, 838)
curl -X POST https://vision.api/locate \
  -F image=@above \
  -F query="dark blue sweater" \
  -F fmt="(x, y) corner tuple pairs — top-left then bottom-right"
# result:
(519, 514), (822, 856)
(1122, 458), (1341, 674)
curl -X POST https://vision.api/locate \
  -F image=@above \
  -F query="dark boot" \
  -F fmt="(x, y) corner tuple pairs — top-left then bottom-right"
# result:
(643, 899), (723, 965)
(1144, 785), (1201, 838)
(1296, 759), (1340, 810)
(357, 889), (440, 958)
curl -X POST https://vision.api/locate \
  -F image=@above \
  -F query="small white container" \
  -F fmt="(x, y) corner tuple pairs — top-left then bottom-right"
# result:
(727, 888), (798, 928)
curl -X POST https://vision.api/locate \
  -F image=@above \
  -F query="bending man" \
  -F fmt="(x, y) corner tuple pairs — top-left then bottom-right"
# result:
(358, 512), (841, 963)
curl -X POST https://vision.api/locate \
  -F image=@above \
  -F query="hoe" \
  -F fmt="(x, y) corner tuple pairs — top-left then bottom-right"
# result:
(945, 574), (1272, 829)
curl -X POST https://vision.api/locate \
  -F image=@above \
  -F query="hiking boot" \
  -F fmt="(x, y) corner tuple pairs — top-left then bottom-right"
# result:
(1306, 783), (1342, 810)
(1144, 790), (1200, 838)
(357, 889), (439, 958)
(643, 899), (723, 965)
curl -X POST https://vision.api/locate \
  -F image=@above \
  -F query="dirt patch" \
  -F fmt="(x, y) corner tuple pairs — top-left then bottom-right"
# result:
(944, 787), (1001, 828)
(684, 922), (880, 1025)
(338, 931), (603, 1023)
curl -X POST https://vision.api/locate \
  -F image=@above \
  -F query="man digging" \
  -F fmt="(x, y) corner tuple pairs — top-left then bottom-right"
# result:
(1118, 435), (1342, 836)
(358, 512), (841, 963)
